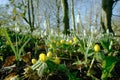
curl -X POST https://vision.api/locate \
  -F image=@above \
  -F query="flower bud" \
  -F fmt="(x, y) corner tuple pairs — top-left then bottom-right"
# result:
(31, 58), (37, 64)
(47, 51), (52, 57)
(94, 44), (100, 52)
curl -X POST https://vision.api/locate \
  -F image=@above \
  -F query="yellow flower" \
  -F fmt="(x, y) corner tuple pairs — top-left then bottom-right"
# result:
(31, 58), (37, 64)
(69, 40), (72, 45)
(73, 37), (78, 43)
(47, 51), (52, 57)
(94, 44), (100, 52)
(60, 39), (65, 44)
(39, 53), (47, 62)
(54, 57), (60, 64)
(49, 44), (53, 48)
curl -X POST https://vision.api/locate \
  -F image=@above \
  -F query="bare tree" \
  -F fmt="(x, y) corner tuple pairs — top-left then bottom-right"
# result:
(61, 0), (70, 35)
(10, 0), (36, 33)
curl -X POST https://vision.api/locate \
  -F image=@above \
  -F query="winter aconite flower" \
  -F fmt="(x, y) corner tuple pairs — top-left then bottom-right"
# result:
(49, 44), (53, 48)
(47, 51), (52, 58)
(54, 57), (60, 64)
(73, 37), (78, 43)
(39, 53), (47, 62)
(69, 40), (72, 45)
(94, 44), (100, 52)
(31, 59), (37, 64)
(60, 39), (65, 44)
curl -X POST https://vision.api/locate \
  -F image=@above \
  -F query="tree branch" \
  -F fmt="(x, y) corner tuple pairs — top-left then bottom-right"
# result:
(113, 0), (120, 9)
(23, 17), (29, 24)
(112, 14), (120, 17)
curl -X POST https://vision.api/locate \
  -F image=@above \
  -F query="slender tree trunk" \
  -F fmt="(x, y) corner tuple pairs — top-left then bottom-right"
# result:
(71, 0), (76, 31)
(61, 0), (70, 35)
(28, 0), (32, 31)
(31, 0), (35, 32)
(26, 0), (35, 32)
(101, 0), (114, 34)
(56, 0), (60, 34)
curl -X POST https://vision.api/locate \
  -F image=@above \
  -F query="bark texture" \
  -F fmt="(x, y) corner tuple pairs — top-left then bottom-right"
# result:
(61, 0), (70, 35)
(101, 0), (114, 33)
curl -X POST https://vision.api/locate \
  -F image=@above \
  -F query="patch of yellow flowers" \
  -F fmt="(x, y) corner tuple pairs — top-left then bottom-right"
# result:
(31, 52), (60, 64)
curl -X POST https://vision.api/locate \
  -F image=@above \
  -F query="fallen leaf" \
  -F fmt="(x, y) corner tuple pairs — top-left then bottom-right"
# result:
(4, 72), (17, 80)
(21, 52), (31, 64)
(3, 56), (16, 67)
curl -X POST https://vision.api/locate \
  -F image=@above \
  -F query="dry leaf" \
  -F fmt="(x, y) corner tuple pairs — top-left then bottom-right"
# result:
(21, 52), (31, 64)
(39, 44), (45, 50)
(3, 56), (16, 67)
(23, 67), (40, 80)
(4, 72), (17, 80)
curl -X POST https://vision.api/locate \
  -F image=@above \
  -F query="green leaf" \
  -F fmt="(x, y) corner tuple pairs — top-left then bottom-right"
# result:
(12, 7), (17, 14)
(10, 0), (14, 4)
(95, 52), (105, 62)
(87, 49), (94, 57)
(57, 64), (68, 72)
(72, 60), (83, 65)
(101, 56), (118, 80)
(2, 28), (16, 57)
(0, 56), (3, 61)
(37, 63), (47, 76)
(67, 72), (81, 80)
(19, 38), (30, 57)
(100, 40), (109, 52)
(46, 60), (57, 71)
(20, 13), (25, 17)
(31, 60), (42, 70)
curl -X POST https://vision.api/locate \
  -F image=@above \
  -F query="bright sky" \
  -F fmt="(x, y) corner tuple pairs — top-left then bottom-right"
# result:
(0, 0), (9, 5)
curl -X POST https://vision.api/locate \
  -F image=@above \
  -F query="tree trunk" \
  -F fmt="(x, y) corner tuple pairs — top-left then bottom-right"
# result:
(61, 0), (70, 35)
(101, 0), (114, 34)
(56, 0), (60, 34)
(71, 0), (76, 31)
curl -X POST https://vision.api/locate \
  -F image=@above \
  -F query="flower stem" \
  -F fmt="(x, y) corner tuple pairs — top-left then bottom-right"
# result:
(87, 57), (95, 76)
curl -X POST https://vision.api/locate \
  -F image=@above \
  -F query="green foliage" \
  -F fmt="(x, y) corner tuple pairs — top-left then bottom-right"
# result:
(2, 28), (16, 56)
(67, 72), (81, 80)
(101, 56), (119, 80)
(46, 60), (57, 71)
(38, 62), (47, 76)
(100, 34), (113, 53)
(1, 27), (30, 61)
(0, 25), (120, 80)
(95, 52), (105, 62)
